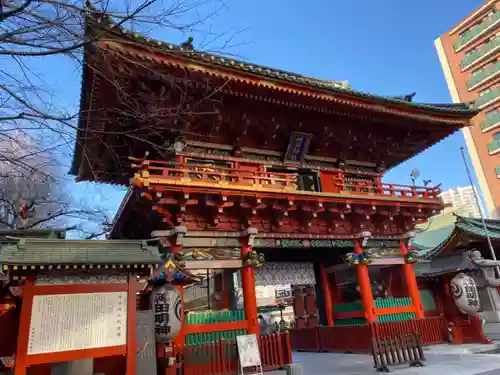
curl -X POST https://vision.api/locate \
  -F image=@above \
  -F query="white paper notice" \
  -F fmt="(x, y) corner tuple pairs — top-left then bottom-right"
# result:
(236, 334), (261, 368)
(28, 292), (127, 355)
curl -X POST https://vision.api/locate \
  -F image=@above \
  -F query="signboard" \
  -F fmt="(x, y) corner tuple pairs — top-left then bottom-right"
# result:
(150, 284), (182, 343)
(27, 292), (127, 355)
(275, 286), (292, 305)
(136, 311), (157, 375)
(283, 132), (312, 164)
(451, 273), (480, 315)
(236, 334), (262, 374)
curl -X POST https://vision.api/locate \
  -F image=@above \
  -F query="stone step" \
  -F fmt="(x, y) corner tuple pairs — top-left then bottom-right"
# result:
(482, 323), (500, 341)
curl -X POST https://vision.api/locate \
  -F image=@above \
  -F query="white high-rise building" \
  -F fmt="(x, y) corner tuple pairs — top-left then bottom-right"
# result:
(439, 185), (485, 218)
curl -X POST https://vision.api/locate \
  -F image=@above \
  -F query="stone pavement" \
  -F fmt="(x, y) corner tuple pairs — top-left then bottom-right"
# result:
(292, 342), (500, 375)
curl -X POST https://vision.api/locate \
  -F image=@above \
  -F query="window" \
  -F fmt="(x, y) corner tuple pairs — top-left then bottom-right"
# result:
(493, 131), (500, 140)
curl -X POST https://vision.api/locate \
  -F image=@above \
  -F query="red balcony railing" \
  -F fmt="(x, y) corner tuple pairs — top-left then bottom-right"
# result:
(332, 177), (441, 200)
(131, 157), (442, 202)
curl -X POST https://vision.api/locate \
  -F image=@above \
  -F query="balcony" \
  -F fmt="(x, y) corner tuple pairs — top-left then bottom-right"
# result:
(468, 61), (500, 89)
(488, 139), (500, 155)
(332, 177), (441, 201)
(496, 166), (500, 178)
(481, 110), (500, 132)
(475, 87), (500, 109)
(455, 12), (500, 51)
(131, 158), (442, 203)
(460, 35), (500, 70)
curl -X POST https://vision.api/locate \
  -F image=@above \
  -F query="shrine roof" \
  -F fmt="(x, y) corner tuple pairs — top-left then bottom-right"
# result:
(0, 238), (162, 268)
(0, 228), (66, 242)
(83, 12), (480, 116)
(72, 11), (480, 183)
(414, 252), (475, 278)
(412, 213), (500, 260)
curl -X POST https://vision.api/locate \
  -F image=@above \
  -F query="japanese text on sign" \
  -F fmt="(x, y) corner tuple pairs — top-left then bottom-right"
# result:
(284, 132), (311, 164)
(153, 292), (171, 336)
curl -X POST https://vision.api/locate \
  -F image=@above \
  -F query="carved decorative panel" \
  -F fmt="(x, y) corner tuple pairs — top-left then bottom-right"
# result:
(254, 262), (315, 286)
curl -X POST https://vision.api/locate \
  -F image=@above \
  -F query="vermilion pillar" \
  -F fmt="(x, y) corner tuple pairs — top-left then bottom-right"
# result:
(241, 239), (259, 335)
(319, 264), (334, 326)
(400, 240), (424, 318)
(354, 239), (376, 323)
(14, 277), (35, 375)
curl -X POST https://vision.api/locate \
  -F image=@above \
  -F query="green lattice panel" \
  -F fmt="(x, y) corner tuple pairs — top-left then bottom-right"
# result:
(334, 302), (363, 314)
(376, 297), (415, 323)
(184, 310), (247, 347)
(334, 318), (366, 326)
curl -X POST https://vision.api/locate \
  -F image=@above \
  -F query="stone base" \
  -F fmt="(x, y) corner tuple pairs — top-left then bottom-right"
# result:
(482, 322), (500, 341)
(284, 364), (303, 375)
(479, 311), (500, 323)
(50, 359), (94, 375)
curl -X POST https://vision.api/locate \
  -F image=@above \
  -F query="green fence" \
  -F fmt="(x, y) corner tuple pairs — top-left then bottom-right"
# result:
(334, 297), (415, 324)
(184, 310), (247, 346)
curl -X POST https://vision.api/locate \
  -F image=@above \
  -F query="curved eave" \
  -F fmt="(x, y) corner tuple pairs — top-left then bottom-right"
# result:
(83, 13), (479, 120)
(102, 39), (480, 120)
(418, 216), (500, 260)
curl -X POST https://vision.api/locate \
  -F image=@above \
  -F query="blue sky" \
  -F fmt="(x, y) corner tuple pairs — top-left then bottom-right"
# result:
(62, 0), (484, 229)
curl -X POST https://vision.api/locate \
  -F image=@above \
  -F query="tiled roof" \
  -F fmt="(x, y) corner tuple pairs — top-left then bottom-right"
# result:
(85, 11), (479, 116)
(0, 238), (162, 266)
(413, 214), (500, 260)
(414, 253), (475, 278)
(0, 228), (66, 243)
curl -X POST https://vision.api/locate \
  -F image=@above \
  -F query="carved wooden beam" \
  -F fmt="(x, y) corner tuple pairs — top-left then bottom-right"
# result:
(204, 195), (234, 226)
(184, 260), (243, 269)
(239, 198), (267, 227)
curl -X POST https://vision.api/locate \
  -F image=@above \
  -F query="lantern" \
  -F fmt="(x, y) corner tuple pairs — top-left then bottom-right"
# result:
(451, 273), (480, 315)
(150, 284), (183, 343)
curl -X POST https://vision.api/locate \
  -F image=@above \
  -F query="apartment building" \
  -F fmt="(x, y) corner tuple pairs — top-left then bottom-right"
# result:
(435, 0), (500, 216)
(439, 185), (485, 217)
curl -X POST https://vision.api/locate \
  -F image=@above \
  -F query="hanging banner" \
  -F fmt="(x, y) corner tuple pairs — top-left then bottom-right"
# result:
(150, 285), (182, 343)
(451, 273), (480, 315)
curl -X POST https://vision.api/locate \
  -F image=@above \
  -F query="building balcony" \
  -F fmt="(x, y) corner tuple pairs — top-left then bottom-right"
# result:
(488, 139), (500, 155)
(455, 11), (500, 52)
(460, 35), (500, 71)
(468, 61), (500, 90)
(481, 110), (500, 132)
(131, 159), (442, 204)
(475, 87), (500, 109)
(496, 166), (500, 178)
